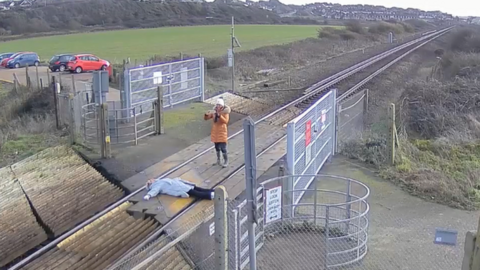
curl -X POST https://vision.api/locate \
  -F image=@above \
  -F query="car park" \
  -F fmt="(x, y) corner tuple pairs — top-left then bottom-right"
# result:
(1, 52), (26, 67)
(6, 52), (40, 69)
(49, 54), (75, 72)
(66, 54), (111, 75)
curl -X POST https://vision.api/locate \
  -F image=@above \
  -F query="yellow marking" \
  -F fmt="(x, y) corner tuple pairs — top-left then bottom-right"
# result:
(0, 78), (13, 84)
(161, 167), (205, 218)
(57, 202), (131, 248)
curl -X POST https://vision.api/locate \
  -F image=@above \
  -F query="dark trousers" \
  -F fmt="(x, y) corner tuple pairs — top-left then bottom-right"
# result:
(187, 186), (214, 200)
(214, 142), (227, 153)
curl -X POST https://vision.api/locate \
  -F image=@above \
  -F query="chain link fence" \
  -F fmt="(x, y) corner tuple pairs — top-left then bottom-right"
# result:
(336, 89), (368, 153)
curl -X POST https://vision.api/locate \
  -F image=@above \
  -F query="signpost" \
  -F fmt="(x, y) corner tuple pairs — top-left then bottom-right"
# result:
(265, 186), (282, 224)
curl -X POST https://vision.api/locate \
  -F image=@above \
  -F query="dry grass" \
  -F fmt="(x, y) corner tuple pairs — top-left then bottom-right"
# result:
(340, 26), (480, 210)
(0, 83), (64, 167)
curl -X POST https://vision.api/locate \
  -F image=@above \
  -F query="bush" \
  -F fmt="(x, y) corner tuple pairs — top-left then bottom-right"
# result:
(368, 21), (404, 35)
(0, 0), (284, 36)
(345, 20), (364, 34)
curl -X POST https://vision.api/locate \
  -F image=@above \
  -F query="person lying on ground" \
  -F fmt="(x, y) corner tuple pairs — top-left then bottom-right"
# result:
(143, 177), (215, 201)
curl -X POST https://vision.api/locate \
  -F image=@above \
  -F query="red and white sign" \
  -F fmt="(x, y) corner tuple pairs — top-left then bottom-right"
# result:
(320, 109), (327, 130)
(305, 120), (312, 146)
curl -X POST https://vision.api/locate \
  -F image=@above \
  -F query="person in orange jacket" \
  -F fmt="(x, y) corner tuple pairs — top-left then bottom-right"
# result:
(204, 98), (231, 168)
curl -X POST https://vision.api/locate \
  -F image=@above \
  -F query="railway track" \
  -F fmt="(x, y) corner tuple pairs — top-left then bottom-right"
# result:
(8, 26), (453, 270)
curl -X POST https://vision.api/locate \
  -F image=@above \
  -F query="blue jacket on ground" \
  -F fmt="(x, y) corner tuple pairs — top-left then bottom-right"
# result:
(146, 178), (195, 198)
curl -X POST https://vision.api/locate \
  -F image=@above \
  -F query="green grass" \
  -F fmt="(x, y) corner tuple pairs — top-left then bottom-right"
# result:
(0, 25), (331, 63)
(163, 102), (211, 129)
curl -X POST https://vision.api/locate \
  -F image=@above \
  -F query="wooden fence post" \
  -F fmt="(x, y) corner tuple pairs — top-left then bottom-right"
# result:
(388, 103), (396, 165)
(68, 94), (75, 145)
(99, 103), (111, 158)
(35, 65), (40, 90)
(25, 65), (31, 89)
(52, 76), (60, 129)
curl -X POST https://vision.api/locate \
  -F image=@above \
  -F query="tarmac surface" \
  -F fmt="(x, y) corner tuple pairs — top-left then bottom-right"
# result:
(0, 66), (121, 101)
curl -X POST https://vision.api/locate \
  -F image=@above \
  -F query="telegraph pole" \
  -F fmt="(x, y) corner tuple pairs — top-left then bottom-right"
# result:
(229, 16), (241, 93)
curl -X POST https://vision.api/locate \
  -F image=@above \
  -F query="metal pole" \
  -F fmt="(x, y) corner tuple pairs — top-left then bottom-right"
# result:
(243, 117), (257, 270)
(133, 107), (138, 145)
(313, 176), (318, 226)
(231, 16), (235, 94)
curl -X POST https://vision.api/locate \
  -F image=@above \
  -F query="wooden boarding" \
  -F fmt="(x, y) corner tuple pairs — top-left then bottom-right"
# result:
(120, 119), (246, 192)
(169, 136), (287, 235)
(126, 121), (287, 228)
(0, 167), (48, 268)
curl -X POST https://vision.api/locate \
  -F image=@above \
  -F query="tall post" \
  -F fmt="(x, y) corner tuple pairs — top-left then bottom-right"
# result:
(388, 103), (396, 165)
(470, 216), (480, 269)
(229, 16), (241, 93)
(230, 17), (235, 93)
(155, 86), (164, 134)
(68, 94), (75, 145)
(99, 103), (111, 158)
(243, 117), (257, 270)
(52, 76), (60, 129)
(214, 186), (228, 270)
(35, 65), (40, 91)
(25, 65), (30, 89)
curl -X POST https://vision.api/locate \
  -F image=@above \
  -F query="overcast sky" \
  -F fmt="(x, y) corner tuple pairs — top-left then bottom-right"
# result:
(245, 0), (479, 17)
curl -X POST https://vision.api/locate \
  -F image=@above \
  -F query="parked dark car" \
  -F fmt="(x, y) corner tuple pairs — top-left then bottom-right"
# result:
(0, 52), (14, 62)
(6, 52), (40, 68)
(49, 54), (75, 72)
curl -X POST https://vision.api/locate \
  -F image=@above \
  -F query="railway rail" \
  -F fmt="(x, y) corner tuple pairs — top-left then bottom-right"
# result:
(8, 26), (452, 270)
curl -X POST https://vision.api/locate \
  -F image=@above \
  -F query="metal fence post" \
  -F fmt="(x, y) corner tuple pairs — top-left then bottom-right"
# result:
(345, 180), (352, 235)
(470, 216), (480, 269)
(243, 117), (257, 270)
(331, 89), (338, 155)
(133, 107), (138, 145)
(214, 186), (228, 270)
(313, 177), (318, 226)
(155, 86), (164, 134)
(99, 104), (106, 158)
(285, 122), (295, 218)
(325, 206), (330, 268)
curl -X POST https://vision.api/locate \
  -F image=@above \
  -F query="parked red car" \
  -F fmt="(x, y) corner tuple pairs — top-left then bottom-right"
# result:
(67, 54), (111, 76)
(1, 52), (29, 67)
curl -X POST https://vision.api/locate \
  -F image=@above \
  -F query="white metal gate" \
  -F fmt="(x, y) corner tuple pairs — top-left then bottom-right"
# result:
(124, 57), (205, 113)
(286, 89), (337, 205)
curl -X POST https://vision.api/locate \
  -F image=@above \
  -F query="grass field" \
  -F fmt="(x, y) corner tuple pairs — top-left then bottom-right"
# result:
(0, 25), (330, 63)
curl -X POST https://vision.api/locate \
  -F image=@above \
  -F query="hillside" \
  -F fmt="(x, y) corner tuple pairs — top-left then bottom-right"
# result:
(0, 0), (317, 36)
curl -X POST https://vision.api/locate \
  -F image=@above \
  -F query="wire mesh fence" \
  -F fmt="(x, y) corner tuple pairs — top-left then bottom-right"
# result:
(336, 89), (368, 154)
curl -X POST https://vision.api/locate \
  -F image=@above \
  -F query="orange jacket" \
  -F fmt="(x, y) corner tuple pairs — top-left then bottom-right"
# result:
(204, 105), (231, 143)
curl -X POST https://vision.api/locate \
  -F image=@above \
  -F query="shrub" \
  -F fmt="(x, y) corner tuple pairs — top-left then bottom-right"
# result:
(345, 20), (364, 34)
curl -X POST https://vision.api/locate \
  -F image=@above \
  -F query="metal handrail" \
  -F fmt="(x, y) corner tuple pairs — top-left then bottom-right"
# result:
(8, 27), (451, 270)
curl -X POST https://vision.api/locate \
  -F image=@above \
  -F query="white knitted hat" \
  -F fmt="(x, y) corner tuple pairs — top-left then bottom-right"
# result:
(216, 98), (225, 107)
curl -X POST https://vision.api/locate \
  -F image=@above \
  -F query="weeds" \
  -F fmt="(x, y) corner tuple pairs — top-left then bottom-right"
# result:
(342, 26), (480, 209)
(0, 84), (63, 166)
